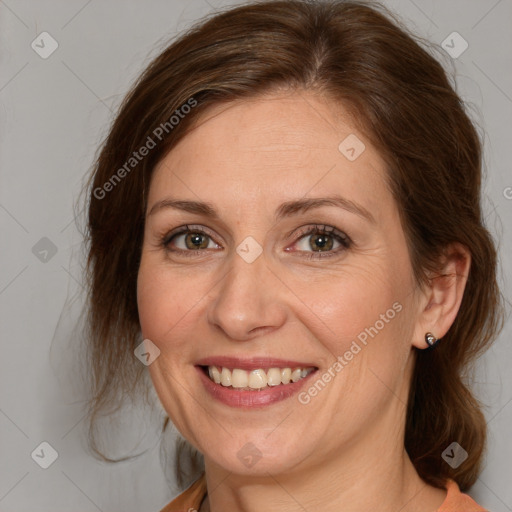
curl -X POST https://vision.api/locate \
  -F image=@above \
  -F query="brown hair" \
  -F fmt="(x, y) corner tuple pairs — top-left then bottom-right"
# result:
(82, 0), (504, 492)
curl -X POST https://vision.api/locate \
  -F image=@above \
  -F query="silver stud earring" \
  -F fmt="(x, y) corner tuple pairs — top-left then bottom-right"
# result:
(425, 332), (439, 347)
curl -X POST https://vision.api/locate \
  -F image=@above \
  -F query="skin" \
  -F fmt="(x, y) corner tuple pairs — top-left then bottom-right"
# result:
(136, 90), (471, 512)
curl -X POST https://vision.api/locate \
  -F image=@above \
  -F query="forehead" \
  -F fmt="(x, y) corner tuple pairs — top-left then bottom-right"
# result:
(149, 92), (390, 217)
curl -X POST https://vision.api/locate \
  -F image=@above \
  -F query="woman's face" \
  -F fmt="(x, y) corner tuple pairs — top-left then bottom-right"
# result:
(137, 91), (426, 476)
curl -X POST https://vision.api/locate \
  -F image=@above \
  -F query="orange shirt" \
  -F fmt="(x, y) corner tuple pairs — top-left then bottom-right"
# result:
(159, 473), (487, 512)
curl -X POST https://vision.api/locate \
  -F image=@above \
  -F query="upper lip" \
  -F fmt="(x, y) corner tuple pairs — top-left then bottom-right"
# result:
(195, 356), (318, 371)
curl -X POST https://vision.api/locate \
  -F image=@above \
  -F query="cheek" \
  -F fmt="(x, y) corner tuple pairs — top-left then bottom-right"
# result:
(137, 260), (209, 444)
(136, 257), (207, 346)
(136, 263), (182, 364)
(137, 263), (164, 339)
(299, 256), (413, 390)
(137, 251), (218, 368)
(305, 262), (403, 337)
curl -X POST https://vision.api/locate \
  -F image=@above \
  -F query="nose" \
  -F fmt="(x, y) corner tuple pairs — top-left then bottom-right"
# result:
(206, 250), (288, 341)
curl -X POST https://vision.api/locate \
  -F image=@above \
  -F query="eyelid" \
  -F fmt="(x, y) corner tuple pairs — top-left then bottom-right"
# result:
(162, 224), (220, 245)
(161, 223), (352, 260)
(285, 224), (352, 258)
(287, 223), (349, 242)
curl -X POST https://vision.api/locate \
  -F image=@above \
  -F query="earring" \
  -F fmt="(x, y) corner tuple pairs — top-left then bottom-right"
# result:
(425, 332), (439, 348)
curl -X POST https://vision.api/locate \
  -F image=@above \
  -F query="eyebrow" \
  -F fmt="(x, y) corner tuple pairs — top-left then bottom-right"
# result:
(148, 195), (375, 223)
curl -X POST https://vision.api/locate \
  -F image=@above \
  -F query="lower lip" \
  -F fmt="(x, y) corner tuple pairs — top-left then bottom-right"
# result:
(196, 366), (318, 408)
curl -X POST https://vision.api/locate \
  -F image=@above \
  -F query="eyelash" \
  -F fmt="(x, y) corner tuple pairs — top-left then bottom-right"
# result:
(161, 224), (352, 260)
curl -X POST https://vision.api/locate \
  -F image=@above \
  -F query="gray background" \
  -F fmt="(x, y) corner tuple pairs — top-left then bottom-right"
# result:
(1, 0), (511, 510)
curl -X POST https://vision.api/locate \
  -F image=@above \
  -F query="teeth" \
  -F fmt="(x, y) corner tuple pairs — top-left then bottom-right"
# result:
(248, 369), (267, 389)
(267, 368), (281, 386)
(291, 368), (302, 382)
(281, 368), (291, 384)
(231, 369), (248, 388)
(209, 366), (221, 384)
(220, 367), (231, 387)
(206, 365), (315, 390)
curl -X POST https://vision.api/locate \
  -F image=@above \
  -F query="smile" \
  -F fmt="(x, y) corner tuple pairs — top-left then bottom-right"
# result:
(195, 358), (319, 408)
(204, 365), (316, 390)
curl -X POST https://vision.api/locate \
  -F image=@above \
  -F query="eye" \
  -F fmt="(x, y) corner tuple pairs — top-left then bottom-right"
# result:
(162, 225), (221, 256)
(161, 223), (351, 260)
(288, 224), (351, 259)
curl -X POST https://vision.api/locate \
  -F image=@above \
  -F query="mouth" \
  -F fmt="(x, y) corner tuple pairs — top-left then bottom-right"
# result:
(198, 365), (316, 390)
(194, 357), (319, 408)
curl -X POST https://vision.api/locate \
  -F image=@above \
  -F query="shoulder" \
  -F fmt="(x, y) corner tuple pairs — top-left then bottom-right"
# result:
(438, 479), (488, 512)
(159, 473), (207, 512)
(158, 474), (487, 512)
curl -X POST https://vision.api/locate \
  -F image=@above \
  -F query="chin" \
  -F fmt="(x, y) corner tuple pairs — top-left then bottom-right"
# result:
(201, 434), (309, 476)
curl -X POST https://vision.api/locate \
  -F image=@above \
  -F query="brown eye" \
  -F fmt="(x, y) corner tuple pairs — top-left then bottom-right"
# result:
(162, 225), (221, 256)
(183, 232), (210, 250)
(308, 233), (334, 252)
(289, 225), (351, 259)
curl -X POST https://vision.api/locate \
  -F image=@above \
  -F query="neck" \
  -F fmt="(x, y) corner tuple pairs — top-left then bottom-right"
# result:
(201, 430), (444, 512)
(199, 354), (446, 512)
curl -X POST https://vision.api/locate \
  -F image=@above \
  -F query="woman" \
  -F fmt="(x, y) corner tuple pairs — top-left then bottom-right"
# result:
(83, 1), (503, 510)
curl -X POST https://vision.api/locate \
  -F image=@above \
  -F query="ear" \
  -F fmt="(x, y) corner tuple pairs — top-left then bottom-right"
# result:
(411, 243), (471, 350)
